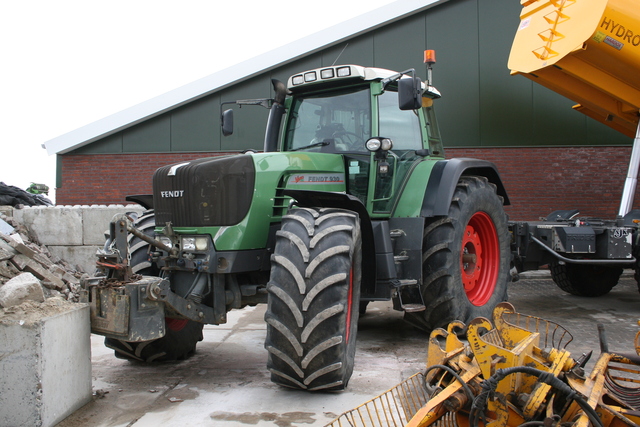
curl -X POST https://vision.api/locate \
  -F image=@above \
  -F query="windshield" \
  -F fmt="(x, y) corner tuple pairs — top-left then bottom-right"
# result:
(284, 87), (371, 153)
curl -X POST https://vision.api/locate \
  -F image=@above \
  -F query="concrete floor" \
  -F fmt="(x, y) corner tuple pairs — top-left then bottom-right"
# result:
(56, 271), (640, 427)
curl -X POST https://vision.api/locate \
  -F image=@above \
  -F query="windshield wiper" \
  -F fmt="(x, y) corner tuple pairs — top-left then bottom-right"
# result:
(291, 141), (330, 151)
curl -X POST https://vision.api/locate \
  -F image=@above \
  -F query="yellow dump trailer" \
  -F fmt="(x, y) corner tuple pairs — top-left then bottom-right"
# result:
(508, 0), (640, 137)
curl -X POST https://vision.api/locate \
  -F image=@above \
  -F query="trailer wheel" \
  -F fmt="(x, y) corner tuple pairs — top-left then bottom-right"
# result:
(406, 176), (510, 331)
(549, 262), (622, 297)
(265, 208), (361, 391)
(104, 210), (203, 362)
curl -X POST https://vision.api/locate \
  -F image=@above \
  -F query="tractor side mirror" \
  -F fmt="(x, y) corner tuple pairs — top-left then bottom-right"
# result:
(221, 109), (234, 136)
(398, 76), (422, 110)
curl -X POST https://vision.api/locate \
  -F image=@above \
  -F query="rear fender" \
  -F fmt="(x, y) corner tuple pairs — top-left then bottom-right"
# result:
(421, 158), (510, 217)
(283, 189), (376, 296)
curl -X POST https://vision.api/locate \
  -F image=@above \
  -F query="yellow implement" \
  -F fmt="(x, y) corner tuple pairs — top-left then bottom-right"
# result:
(326, 373), (428, 427)
(327, 302), (640, 426)
(508, 0), (640, 137)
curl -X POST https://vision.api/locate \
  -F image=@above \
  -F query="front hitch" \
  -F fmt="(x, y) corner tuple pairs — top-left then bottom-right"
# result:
(81, 276), (166, 341)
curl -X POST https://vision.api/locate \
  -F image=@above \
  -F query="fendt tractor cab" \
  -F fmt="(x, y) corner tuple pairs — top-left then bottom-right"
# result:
(83, 52), (512, 391)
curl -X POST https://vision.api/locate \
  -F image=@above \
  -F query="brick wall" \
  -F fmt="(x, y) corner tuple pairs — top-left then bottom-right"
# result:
(57, 153), (231, 206)
(446, 146), (638, 221)
(57, 147), (640, 221)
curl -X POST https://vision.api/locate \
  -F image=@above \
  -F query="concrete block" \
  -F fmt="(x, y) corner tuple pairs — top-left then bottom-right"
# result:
(47, 245), (101, 275)
(0, 299), (91, 427)
(0, 272), (45, 307)
(82, 205), (144, 245)
(14, 207), (83, 246)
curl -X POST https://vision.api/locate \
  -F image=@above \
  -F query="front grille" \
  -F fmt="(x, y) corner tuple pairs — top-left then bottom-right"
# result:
(272, 175), (291, 218)
(153, 155), (255, 227)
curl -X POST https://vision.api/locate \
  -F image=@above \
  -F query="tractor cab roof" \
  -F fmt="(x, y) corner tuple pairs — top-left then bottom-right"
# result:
(287, 65), (395, 91)
(287, 64), (440, 99)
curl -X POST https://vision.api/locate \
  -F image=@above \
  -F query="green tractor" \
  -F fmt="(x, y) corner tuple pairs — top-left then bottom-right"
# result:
(84, 59), (511, 391)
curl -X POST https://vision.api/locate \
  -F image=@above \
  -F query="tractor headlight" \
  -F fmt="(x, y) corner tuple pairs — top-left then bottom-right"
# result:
(182, 237), (196, 251)
(181, 236), (208, 251)
(320, 68), (334, 79)
(337, 66), (351, 77)
(366, 137), (393, 152)
(365, 138), (381, 151)
(195, 237), (208, 251)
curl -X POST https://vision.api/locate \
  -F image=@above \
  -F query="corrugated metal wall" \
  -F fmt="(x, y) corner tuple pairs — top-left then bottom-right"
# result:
(70, 0), (629, 157)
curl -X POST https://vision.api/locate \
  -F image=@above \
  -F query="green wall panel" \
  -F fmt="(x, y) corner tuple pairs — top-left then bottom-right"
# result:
(171, 95), (220, 152)
(532, 85), (587, 146)
(372, 15), (427, 79)
(586, 116), (632, 145)
(219, 78), (272, 151)
(321, 35), (374, 69)
(73, 132), (123, 154)
(56, 154), (62, 188)
(68, 0), (633, 157)
(426, 0), (480, 147)
(478, 0), (533, 147)
(122, 115), (170, 153)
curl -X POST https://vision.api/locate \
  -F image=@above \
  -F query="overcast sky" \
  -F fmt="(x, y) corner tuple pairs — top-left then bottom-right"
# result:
(1, 0), (398, 202)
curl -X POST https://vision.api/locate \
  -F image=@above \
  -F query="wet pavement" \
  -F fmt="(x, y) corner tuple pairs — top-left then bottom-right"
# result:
(57, 271), (640, 427)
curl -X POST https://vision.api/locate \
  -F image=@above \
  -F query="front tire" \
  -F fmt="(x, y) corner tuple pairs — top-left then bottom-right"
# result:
(406, 176), (510, 331)
(104, 210), (203, 362)
(550, 262), (621, 297)
(105, 319), (204, 362)
(265, 208), (362, 391)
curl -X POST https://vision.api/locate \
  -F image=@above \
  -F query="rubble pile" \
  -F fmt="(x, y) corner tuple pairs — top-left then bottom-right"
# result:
(0, 211), (85, 308)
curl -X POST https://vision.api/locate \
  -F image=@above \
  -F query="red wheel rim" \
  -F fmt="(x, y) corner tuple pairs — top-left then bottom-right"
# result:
(166, 317), (188, 332)
(345, 266), (354, 343)
(460, 211), (499, 306)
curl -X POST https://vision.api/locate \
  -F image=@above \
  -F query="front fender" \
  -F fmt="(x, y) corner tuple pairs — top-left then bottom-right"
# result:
(420, 158), (510, 217)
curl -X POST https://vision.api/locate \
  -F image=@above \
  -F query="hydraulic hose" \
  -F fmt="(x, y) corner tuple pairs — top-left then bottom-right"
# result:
(424, 364), (475, 405)
(469, 366), (603, 427)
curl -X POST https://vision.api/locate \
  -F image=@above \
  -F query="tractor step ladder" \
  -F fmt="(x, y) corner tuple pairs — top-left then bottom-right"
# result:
(392, 279), (425, 312)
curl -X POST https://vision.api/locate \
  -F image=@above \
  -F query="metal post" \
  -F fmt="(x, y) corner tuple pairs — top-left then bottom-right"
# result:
(618, 119), (640, 217)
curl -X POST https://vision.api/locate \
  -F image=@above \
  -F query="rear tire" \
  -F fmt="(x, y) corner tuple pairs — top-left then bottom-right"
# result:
(104, 210), (203, 362)
(265, 208), (361, 391)
(550, 262), (621, 297)
(406, 176), (510, 331)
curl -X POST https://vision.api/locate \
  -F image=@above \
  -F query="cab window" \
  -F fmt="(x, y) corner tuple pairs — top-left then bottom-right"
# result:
(378, 90), (423, 150)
